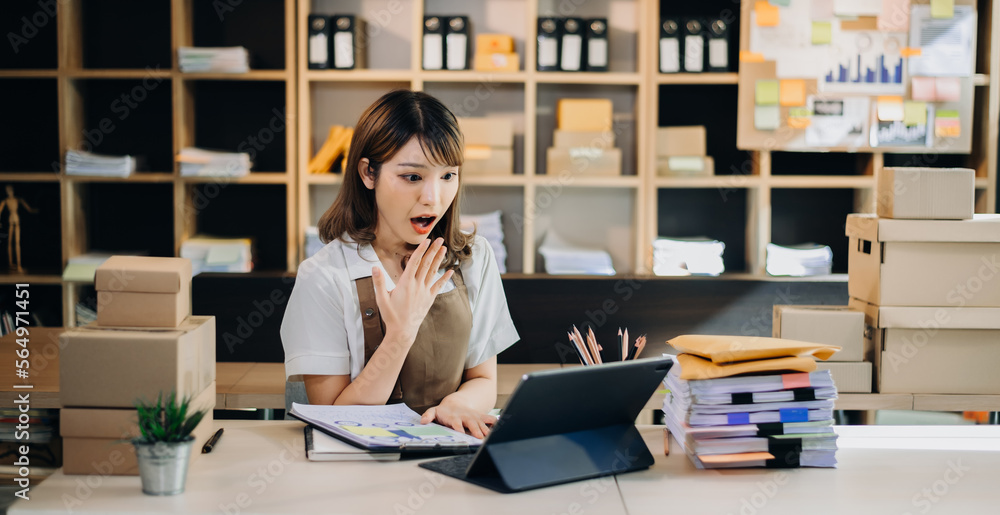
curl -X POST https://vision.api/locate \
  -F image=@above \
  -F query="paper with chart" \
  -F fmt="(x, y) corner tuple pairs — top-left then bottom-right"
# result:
(908, 5), (976, 77)
(290, 402), (483, 449)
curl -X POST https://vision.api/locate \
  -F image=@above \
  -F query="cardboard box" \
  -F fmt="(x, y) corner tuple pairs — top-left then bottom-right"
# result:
(773, 305), (867, 362)
(815, 362), (872, 393)
(61, 383), (216, 476)
(656, 156), (714, 177)
(473, 52), (519, 71)
(850, 298), (1000, 394)
(546, 147), (621, 176)
(457, 117), (514, 147)
(876, 167), (975, 220)
(462, 146), (514, 175)
(556, 99), (613, 132)
(96, 256), (192, 328)
(60, 316), (216, 408)
(656, 126), (707, 157)
(553, 129), (616, 149)
(846, 214), (1000, 307)
(476, 34), (514, 53)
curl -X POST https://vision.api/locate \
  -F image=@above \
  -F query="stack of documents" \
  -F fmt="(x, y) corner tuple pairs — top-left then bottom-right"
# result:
(765, 243), (833, 277)
(653, 237), (725, 276)
(65, 150), (135, 178)
(178, 47), (249, 73)
(461, 210), (507, 273)
(662, 335), (842, 469)
(538, 231), (615, 276)
(177, 147), (252, 177)
(180, 237), (253, 275)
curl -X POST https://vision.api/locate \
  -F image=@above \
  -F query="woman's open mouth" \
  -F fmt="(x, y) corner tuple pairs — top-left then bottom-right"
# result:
(410, 215), (437, 235)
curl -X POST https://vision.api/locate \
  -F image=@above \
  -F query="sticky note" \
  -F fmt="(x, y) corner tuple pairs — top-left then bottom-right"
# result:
(779, 79), (807, 106)
(789, 107), (812, 118)
(755, 1), (781, 26)
(740, 51), (766, 62)
(755, 105), (781, 130)
(787, 116), (812, 129)
(901, 47), (922, 57)
(903, 101), (927, 126)
(931, 0), (954, 19)
(756, 79), (780, 105)
(937, 109), (959, 119)
(935, 77), (961, 102)
(910, 77), (936, 101)
(935, 113), (960, 138)
(811, 21), (832, 44)
(877, 95), (904, 121)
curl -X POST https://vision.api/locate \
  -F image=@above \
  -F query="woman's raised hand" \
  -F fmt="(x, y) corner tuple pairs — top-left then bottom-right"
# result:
(371, 237), (454, 344)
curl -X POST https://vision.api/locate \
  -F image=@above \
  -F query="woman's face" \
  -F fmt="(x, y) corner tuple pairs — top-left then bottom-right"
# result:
(361, 136), (460, 251)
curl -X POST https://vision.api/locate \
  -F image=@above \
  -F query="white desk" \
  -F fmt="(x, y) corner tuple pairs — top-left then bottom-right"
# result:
(11, 422), (1000, 514)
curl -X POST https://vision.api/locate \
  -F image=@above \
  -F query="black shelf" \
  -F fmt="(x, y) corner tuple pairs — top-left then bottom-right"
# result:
(0, 79), (59, 172)
(192, 81), (287, 172)
(192, 0), (286, 70)
(770, 152), (868, 176)
(0, 2), (58, 69)
(771, 188), (853, 274)
(0, 284), (62, 327)
(75, 79), (174, 172)
(0, 182), (61, 272)
(191, 184), (287, 271)
(883, 153), (971, 169)
(84, 183), (175, 258)
(659, 0), (741, 74)
(656, 188), (747, 273)
(80, 0), (171, 69)
(657, 84), (749, 176)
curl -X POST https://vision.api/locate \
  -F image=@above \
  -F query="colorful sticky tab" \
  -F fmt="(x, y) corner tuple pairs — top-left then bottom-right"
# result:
(779, 79), (807, 106)
(756, 80), (780, 105)
(877, 95), (904, 121)
(727, 412), (751, 425)
(811, 21), (832, 45)
(937, 109), (960, 119)
(755, 105), (781, 130)
(779, 408), (809, 423)
(931, 0), (954, 19)
(781, 373), (811, 390)
(901, 47), (922, 57)
(903, 101), (927, 126)
(787, 116), (812, 129)
(740, 51), (766, 63)
(755, 1), (781, 26)
(910, 76), (937, 101)
(935, 117), (961, 138)
(935, 77), (961, 102)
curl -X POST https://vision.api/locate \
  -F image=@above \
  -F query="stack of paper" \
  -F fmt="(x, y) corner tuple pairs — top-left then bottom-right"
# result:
(180, 237), (253, 275)
(461, 210), (507, 273)
(305, 226), (325, 259)
(765, 243), (833, 276)
(653, 237), (725, 276)
(538, 231), (615, 276)
(662, 335), (842, 469)
(65, 150), (135, 178)
(178, 47), (249, 73)
(177, 147), (252, 177)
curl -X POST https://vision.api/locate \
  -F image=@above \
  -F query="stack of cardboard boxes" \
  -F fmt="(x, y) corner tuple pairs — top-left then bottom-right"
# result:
(656, 126), (713, 177)
(773, 305), (871, 392)
(473, 34), (519, 72)
(547, 98), (620, 176)
(457, 117), (515, 175)
(59, 256), (217, 475)
(846, 168), (1000, 395)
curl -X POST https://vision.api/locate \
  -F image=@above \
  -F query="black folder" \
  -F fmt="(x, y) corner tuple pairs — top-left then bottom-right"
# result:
(423, 16), (445, 70)
(331, 15), (363, 70)
(445, 16), (470, 70)
(559, 17), (584, 72)
(585, 18), (609, 72)
(536, 17), (561, 71)
(706, 18), (731, 72)
(420, 357), (673, 493)
(682, 18), (705, 73)
(659, 18), (680, 73)
(307, 15), (331, 69)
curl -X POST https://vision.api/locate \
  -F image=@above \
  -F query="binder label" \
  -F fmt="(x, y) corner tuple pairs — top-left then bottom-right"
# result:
(660, 38), (680, 72)
(446, 33), (468, 70)
(309, 33), (328, 65)
(684, 35), (704, 72)
(333, 32), (354, 68)
(423, 34), (444, 70)
(709, 39), (728, 68)
(588, 38), (608, 68)
(539, 37), (559, 67)
(561, 34), (583, 71)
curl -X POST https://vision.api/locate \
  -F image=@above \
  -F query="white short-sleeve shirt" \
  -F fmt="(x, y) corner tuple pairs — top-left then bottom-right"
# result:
(280, 234), (520, 382)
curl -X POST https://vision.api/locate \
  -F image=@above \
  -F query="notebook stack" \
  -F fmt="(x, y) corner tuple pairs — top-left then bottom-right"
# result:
(662, 335), (842, 469)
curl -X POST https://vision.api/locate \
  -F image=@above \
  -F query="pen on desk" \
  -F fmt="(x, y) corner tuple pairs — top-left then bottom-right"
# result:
(618, 328), (625, 362)
(202, 428), (224, 454)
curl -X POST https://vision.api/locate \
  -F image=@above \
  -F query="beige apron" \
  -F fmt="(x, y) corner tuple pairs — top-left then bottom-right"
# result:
(356, 269), (472, 414)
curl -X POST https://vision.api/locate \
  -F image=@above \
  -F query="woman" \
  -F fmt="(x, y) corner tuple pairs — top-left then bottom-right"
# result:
(281, 90), (518, 438)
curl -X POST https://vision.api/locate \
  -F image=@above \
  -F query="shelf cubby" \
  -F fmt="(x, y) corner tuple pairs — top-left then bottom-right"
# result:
(532, 186), (636, 274)
(771, 188), (856, 275)
(537, 0), (639, 74)
(0, 79), (59, 172)
(79, 0), (171, 70)
(308, 0), (415, 71)
(0, 182), (62, 274)
(0, 283), (63, 327)
(191, 0), (287, 70)
(0, 2), (58, 70)
(461, 185), (525, 274)
(190, 80), (288, 172)
(656, 188), (748, 274)
(190, 184), (288, 272)
(81, 182), (175, 258)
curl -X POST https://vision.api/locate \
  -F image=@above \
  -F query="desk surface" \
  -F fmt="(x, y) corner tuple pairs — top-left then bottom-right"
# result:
(10, 422), (1000, 514)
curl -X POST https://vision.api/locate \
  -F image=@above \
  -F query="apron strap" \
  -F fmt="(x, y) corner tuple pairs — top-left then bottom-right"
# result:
(356, 276), (403, 401)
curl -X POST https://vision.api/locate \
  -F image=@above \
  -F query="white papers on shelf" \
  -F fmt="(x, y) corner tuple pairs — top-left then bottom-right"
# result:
(65, 150), (135, 178)
(180, 237), (253, 275)
(178, 46), (249, 73)
(908, 5), (976, 78)
(538, 231), (615, 276)
(305, 226), (324, 259)
(653, 237), (725, 277)
(461, 210), (507, 274)
(765, 243), (833, 277)
(178, 147), (252, 177)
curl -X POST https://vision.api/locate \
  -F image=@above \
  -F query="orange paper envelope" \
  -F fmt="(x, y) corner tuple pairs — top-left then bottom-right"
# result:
(676, 353), (818, 381)
(668, 334), (841, 363)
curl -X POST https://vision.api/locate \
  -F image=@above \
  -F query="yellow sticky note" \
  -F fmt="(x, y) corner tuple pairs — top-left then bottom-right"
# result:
(787, 116), (812, 129)
(342, 426), (397, 437)
(740, 51), (766, 63)
(756, 80), (780, 105)
(877, 95), (904, 121)
(903, 101), (927, 126)
(779, 79), (806, 106)
(755, 1), (780, 26)
(811, 22), (832, 45)
(931, 0), (954, 19)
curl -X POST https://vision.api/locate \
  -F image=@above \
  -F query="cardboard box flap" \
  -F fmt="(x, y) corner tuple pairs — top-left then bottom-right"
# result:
(846, 214), (1000, 243)
(95, 256), (192, 293)
(877, 306), (1000, 330)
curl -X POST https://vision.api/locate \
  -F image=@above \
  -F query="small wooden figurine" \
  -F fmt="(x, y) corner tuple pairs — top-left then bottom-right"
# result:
(0, 185), (39, 272)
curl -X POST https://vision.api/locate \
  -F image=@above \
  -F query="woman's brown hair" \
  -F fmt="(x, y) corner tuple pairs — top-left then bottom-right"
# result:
(317, 89), (474, 268)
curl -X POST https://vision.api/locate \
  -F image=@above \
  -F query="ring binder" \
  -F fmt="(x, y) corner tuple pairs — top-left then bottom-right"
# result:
(445, 16), (470, 70)
(560, 17), (584, 71)
(423, 16), (445, 70)
(307, 15), (331, 69)
(585, 18), (609, 72)
(683, 18), (705, 73)
(332, 15), (362, 70)
(537, 17), (561, 71)
(706, 18), (730, 72)
(659, 18), (680, 73)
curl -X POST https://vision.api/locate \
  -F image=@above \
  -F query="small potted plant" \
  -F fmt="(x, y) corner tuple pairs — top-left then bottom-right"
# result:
(132, 392), (209, 496)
